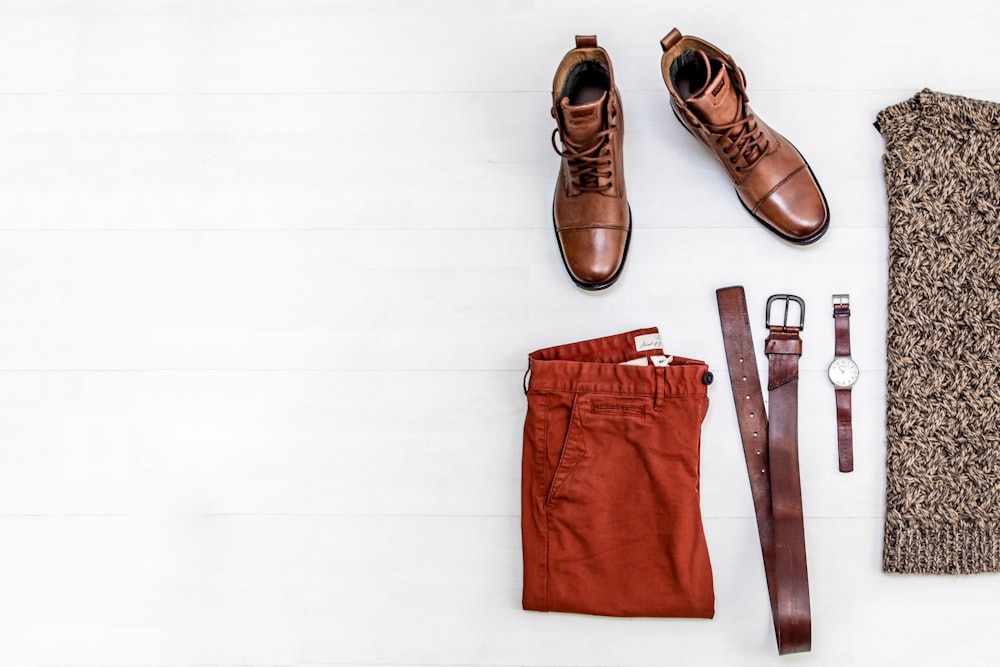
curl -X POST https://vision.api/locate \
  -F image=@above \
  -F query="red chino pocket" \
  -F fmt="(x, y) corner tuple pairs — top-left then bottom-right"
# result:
(545, 394), (588, 506)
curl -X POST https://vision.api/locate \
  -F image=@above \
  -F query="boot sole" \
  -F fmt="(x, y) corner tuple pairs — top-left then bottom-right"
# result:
(552, 205), (632, 291)
(670, 107), (830, 246)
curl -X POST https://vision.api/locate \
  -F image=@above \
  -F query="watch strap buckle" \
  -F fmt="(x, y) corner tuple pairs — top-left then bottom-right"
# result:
(832, 294), (850, 316)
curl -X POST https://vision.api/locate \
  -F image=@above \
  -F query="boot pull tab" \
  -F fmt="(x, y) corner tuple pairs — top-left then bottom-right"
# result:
(660, 28), (682, 52)
(575, 35), (598, 48)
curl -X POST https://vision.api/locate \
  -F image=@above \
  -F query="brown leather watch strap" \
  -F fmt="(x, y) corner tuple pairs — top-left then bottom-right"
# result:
(836, 388), (853, 472)
(716, 286), (811, 655)
(833, 299), (851, 357)
(833, 297), (854, 472)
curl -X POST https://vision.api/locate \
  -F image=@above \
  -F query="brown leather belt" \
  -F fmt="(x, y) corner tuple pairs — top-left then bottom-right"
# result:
(716, 286), (811, 655)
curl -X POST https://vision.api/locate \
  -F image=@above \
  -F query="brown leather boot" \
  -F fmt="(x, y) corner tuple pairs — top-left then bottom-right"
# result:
(659, 29), (829, 244)
(551, 35), (631, 290)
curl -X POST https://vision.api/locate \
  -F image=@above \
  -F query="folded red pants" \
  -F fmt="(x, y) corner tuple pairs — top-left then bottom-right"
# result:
(521, 327), (715, 618)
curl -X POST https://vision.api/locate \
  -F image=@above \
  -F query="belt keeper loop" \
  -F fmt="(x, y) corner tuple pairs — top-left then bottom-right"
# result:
(654, 367), (664, 410)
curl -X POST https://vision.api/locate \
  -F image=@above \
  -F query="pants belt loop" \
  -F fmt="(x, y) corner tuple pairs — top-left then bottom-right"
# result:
(654, 367), (664, 411)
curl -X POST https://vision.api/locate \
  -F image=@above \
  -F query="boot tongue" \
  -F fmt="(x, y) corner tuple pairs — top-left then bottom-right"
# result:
(686, 53), (740, 126)
(560, 92), (607, 144)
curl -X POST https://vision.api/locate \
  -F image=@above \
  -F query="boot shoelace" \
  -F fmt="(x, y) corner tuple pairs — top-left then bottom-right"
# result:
(551, 126), (614, 192)
(707, 99), (769, 173)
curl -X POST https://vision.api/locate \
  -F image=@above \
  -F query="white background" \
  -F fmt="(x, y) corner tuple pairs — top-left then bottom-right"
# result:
(0, 1), (998, 665)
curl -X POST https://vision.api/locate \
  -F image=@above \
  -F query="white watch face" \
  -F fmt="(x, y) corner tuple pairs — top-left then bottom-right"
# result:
(828, 357), (860, 388)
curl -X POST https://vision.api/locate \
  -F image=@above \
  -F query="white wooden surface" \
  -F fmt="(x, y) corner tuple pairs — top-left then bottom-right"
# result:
(0, 1), (998, 665)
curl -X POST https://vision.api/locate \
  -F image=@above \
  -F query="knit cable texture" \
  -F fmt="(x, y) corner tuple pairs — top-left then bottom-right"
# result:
(878, 89), (1000, 574)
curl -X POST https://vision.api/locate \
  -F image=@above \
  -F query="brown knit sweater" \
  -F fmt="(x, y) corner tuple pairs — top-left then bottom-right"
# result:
(878, 89), (1000, 574)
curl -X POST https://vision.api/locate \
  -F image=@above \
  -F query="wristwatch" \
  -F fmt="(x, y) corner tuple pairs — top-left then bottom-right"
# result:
(829, 294), (858, 472)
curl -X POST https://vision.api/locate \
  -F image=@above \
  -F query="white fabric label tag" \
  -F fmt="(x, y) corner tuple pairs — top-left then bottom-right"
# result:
(619, 357), (649, 366)
(650, 355), (673, 367)
(634, 333), (662, 352)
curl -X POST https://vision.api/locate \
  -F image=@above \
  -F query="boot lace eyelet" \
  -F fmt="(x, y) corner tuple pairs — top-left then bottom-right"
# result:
(705, 94), (770, 171)
(552, 126), (616, 193)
